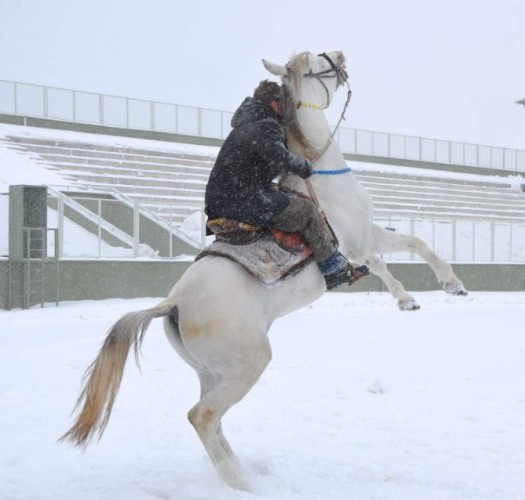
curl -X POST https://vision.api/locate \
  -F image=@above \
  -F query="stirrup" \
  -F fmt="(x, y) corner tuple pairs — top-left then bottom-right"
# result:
(349, 264), (370, 284)
(324, 264), (369, 291)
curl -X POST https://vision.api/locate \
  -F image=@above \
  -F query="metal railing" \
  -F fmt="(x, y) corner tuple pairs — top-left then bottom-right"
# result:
(376, 216), (525, 263)
(1, 190), (523, 263)
(46, 195), (525, 263)
(46, 188), (205, 259)
(0, 79), (233, 140)
(1, 79), (524, 173)
(21, 227), (59, 308)
(334, 128), (525, 172)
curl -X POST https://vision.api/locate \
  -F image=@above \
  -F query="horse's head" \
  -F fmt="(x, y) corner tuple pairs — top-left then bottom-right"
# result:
(263, 51), (348, 109)
(262, 51), (349, 162)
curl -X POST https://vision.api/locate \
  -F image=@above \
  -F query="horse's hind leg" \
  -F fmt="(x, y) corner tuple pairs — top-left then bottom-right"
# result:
(197, 372), (238, 462)
(187, 336), (272, 491)
(164, 309), (271, 490)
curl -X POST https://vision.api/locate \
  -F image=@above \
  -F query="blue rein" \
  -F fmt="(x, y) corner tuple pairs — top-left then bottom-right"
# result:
(312, 166), (352, 175)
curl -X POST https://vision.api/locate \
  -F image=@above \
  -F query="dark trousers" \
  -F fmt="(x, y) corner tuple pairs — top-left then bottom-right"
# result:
(272, 195), (336, 262)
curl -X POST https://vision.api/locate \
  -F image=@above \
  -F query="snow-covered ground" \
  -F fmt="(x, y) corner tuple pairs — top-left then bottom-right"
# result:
(1, 291), (524, 500)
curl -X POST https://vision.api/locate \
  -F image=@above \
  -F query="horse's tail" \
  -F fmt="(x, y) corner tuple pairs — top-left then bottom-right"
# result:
(59, 298), (176, 447)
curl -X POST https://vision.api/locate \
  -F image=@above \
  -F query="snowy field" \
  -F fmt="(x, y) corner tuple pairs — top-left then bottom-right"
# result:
(1, 291), (524, 500)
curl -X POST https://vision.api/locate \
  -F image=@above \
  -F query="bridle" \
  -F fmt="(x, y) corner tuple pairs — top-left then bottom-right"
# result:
(302, 52), (349, 108)
(299, 53), (353, 163)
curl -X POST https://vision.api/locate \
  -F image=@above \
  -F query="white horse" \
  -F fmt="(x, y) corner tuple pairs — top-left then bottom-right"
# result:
(61, 51), (466, 491)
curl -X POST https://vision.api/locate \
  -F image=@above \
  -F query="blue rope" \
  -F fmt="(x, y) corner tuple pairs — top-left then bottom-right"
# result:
(312, 167), (352, 175)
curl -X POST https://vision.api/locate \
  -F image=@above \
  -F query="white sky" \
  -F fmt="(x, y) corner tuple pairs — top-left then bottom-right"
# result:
(0, 0), (524, 149)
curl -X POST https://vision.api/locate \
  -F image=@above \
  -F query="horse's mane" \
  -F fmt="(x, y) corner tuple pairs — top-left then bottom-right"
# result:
(280, 52), (319, 162)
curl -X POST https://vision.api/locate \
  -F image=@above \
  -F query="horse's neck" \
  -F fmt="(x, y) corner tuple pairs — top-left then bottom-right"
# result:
(296, 108), (333, 153)
(297, 105), (345, 163)
(289, 105), (365, 255)
(284, 102), (347, 185)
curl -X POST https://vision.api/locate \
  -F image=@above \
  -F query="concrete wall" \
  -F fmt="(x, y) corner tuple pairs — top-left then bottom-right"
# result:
(1, 259), (189, 309)
(344, 262), (525, 293)
(1, 259), (523, 309)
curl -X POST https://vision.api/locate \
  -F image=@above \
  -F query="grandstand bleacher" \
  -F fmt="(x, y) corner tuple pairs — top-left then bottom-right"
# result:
(2, 127), (525, 229)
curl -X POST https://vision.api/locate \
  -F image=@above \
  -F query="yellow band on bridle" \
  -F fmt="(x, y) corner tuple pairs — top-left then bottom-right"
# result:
(298, 101), (324, 110)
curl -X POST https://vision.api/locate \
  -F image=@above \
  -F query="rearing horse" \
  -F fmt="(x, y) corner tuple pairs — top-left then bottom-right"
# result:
(264, 51), (467, 311)
(61, 51), (466, 491)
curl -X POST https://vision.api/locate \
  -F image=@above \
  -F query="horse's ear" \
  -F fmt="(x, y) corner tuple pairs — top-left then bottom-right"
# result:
(262, 59), (286, 76)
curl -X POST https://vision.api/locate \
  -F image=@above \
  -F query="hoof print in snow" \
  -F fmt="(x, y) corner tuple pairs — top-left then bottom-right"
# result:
(367, 379), (387, 394)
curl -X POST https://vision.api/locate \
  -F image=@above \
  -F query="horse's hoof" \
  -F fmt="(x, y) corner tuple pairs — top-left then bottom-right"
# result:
(398, 299), (420, 311)
(444, 282), (468, 296)
(227, 478), (251, 492)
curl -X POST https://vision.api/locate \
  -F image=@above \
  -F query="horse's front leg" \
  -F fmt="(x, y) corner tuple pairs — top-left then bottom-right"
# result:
(363, 254), (421, 310)
(369, 225), (468, 297)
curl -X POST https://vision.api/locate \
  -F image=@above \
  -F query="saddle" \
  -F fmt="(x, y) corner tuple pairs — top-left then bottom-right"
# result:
(196, 218), (313, 286)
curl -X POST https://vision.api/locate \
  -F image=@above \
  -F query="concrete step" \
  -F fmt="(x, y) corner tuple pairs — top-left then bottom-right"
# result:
(36, 160), (211, 181)
(352, 169), (510, 190)
(28, 152), (213, 175)
(4, 135), (217, 163)
(354, 176), (516, 199)
(357, 178), (519, 199)
(365, 187), (525, 208)
(6, 143), (215, 168)
(52, 165), (209, 182)
(66, 183), (204, 201)
(373, 202), (525, 222)
(49, 170), (207, 190)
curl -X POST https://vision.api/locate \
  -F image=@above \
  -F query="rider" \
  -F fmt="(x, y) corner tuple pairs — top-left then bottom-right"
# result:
(204, 80), (368, 290)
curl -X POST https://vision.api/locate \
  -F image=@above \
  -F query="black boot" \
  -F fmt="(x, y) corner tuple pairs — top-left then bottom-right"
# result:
(318, 251), (370, 291)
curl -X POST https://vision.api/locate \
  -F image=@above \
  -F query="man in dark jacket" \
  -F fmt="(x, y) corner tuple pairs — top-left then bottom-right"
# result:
(205, 80), (368, 290)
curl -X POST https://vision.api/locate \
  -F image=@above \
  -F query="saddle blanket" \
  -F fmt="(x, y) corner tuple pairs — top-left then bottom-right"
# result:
(196, 236), (313, 286)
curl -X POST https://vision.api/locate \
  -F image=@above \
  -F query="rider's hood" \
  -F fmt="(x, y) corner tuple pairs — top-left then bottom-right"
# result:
(231, 97), (281, 128)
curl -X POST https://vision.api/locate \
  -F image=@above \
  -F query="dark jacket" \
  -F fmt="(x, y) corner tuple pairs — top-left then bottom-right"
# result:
(205, 97), (312, 226)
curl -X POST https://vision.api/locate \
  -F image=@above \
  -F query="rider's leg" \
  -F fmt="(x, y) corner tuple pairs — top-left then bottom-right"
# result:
(272, 195), (335, 261)
(272, 196), (368, 289)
